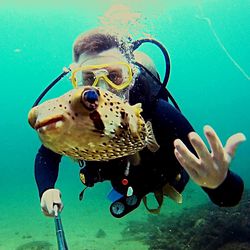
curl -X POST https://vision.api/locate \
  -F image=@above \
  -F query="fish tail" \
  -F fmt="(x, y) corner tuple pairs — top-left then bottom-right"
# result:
(145, 121), (160, 152)
(128, 152), (141, 166)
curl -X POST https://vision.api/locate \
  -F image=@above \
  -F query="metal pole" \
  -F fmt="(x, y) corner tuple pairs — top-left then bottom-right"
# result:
(54, 207), (68, 250)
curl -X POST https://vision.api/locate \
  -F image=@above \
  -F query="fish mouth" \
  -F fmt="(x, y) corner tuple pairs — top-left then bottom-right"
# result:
(35, 115), (64, 130)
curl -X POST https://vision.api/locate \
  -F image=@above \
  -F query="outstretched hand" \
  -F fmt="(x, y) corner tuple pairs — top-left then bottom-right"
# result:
(174, 125), (246, 189)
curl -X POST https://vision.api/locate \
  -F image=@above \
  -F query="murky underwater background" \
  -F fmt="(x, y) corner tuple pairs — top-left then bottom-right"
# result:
(0, 0), (249, 249)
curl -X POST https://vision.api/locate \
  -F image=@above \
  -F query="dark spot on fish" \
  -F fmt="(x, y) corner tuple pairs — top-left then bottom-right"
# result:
(89, 111), (105, 131)
(102, 142), (107, 146)
(72, 116), (75, 120)
(75, 113), (78, 116)
(119, 123), (128, 130)
(110, 108), (113, 112)
(59, 104), (62, 107)
(69, 100), (71, 104)
(95, 88), (100, 96)
(92, 129), (105, 134)
(107, 98), (110, 101)
(64, 106), (67, 109)
(105, 115), (108, 118)
(80, 149), (88, 153)
(104, 102), (107, 106)
(120, 111), (125, 119)
(110, 102), (113, 106)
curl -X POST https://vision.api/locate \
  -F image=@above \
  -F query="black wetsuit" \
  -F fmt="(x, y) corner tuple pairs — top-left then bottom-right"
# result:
(35, 97), (244, 210)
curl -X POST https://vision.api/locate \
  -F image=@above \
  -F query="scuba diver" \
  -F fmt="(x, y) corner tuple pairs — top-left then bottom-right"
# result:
(34, 28), (246, 218)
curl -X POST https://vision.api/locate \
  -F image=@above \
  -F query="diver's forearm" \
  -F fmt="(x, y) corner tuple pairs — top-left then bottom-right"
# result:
(202, 170), (244, 207)
(35, 145), (62, 198)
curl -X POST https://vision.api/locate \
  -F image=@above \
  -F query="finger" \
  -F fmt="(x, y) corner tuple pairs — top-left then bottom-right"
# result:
(56, 203), (63, 213)
(53, 202), (64, 213)
(188, 132), (211, 161)
(225, 132), (246, 158)
(46, 202), (55, 216)
(174, 139), (200, 168)
(174, 149), (199, 181)
(41, 207), (53, 217)
(203, 125), (224, 161)
(53, 196), (63, 210)
(174, 147), (186, 167)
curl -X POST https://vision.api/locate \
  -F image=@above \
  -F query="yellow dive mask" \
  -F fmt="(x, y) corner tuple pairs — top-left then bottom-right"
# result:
(71, 62), (133, 91)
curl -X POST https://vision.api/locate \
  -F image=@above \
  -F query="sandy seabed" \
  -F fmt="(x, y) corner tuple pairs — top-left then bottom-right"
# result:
(0, 179), (222, 250)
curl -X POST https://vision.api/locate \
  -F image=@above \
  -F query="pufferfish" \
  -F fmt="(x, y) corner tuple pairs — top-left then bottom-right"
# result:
(28, 86), (160, 161)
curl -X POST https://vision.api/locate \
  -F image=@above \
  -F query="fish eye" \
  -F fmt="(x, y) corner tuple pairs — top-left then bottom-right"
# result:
(83, 89), (99, 103)
(81, 89), (99, 111)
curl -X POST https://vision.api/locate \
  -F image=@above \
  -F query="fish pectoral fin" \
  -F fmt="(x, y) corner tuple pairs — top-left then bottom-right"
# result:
(145, 121), (160, 152)
(132, 103), (143, 115)
(163, 183), (182, 204)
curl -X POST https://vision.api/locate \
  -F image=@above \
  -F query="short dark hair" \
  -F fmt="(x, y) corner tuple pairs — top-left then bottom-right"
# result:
(73, 28), (133, 62)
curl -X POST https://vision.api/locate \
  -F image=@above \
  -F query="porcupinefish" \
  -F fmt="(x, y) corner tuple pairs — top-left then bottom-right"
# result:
(28, 86), (159, 161)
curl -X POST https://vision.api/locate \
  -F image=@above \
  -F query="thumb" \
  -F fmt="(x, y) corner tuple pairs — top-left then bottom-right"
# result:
(225, 133), (246, 158)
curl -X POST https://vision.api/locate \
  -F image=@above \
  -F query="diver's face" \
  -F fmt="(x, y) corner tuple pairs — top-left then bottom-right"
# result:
(77, 48), (132, 98)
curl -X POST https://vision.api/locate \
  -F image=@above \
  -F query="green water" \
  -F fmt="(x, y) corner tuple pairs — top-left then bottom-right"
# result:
(0, 0), (249, 249)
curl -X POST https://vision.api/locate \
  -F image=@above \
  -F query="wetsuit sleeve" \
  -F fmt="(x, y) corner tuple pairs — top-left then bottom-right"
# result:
(150, 98), (195, 192)
(35, 145), (62, 198)
(202, 170), (244, 206)
(153, 99), (244, 206)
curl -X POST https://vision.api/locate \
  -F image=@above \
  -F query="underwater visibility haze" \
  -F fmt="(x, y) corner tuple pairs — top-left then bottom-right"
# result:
(0, 0), (249, 249)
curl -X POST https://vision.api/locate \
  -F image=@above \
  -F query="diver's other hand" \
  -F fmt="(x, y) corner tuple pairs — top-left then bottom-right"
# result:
(40, 189), (64, 217)
(174, 125), (246, 189)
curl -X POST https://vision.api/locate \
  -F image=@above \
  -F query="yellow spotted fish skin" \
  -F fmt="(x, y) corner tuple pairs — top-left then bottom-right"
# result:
(28, 86), (159, 161)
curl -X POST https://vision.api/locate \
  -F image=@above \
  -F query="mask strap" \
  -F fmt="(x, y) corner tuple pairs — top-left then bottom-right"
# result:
(32, 67), (71, 108)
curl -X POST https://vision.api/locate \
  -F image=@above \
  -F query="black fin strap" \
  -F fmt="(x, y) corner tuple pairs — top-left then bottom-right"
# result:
(142, 190), (164, 214)
(79, 187), (88, 201)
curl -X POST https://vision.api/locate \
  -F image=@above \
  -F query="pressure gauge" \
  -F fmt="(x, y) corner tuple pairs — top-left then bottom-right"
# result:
(126, 195), (138, 206)
(110, 201), (125, 217)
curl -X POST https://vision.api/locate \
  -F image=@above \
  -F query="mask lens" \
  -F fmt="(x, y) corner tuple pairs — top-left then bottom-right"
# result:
(81, 71), (96, 86)
(105, 64), (129, 86)
(72, 62), (132, 90)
